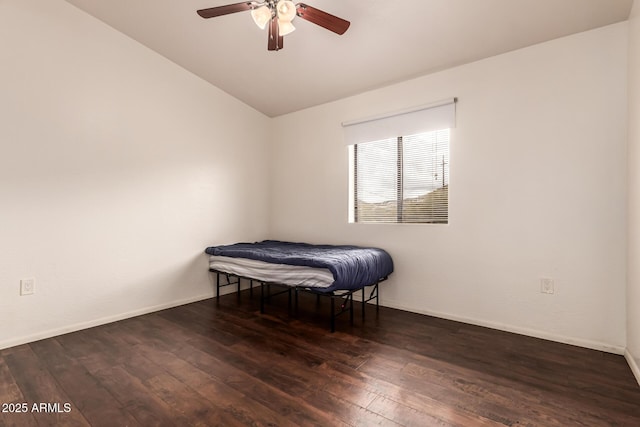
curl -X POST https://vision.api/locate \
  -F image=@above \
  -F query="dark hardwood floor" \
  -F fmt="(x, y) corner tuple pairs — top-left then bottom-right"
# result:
(1, 288), (639, 426)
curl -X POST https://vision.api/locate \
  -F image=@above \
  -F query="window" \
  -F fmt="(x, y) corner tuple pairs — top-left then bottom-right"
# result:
(352, 129), (450, 223)
(343, 98), (455, 224)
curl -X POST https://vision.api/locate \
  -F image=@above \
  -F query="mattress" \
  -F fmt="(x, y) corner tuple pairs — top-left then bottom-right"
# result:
(205, 240), (394, 292)
(209, 255), (335, 289)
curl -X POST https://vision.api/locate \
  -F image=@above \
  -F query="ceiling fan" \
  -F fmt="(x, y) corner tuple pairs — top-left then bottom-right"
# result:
(197, 1), (350, 51)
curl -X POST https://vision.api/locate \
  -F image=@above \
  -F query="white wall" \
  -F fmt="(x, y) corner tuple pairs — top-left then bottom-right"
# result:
(627, 0), (640, 379)
(0, 0), (270, 349)
(270, 23), (628, 352)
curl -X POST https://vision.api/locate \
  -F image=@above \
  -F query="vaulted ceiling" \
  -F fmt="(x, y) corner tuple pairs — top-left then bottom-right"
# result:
(63, 0), (634, 117)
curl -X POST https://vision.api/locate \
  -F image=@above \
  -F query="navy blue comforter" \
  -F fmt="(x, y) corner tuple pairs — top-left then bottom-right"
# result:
(205, 240), (393, 293)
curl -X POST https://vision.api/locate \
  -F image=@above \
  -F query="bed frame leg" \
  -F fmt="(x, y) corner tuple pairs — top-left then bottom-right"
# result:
(250, 279), (253, 298)
(376, 282), (380, 312)
(237, 277), (241, 300)
(216, 272), (220, 300)
(260, 282), (265, 313)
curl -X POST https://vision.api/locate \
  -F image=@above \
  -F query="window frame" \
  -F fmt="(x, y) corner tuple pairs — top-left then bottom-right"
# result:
(350, 129), (450, 225)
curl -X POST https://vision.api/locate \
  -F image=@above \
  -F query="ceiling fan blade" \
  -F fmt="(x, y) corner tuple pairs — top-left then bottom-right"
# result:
(197, 2), (253, 19)
(268, 18), (284, 51)
(296, 3), (350, 35)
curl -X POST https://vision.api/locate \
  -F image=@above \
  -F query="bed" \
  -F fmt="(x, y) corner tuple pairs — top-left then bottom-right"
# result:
(205, 240), (394, 331)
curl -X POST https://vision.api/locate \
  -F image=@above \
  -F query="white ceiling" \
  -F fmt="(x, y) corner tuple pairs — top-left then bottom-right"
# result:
(63, 0), (634, 117)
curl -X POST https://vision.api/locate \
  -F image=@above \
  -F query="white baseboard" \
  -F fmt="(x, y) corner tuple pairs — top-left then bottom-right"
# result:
(380, 298), (626, 355)
(0, 291), (218, 351)
(625, 349), (640, 386)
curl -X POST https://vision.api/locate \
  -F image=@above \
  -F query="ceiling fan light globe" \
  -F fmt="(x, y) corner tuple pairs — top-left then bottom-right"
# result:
(251, 5), (271, 29)
(276, 0), (296, 23)
(278, 20), (296, 36)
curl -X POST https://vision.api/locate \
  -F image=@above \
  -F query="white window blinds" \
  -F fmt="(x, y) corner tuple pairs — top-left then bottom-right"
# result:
(345, 98), (455, 224)
(354, 137), (398, 223)
(342, 98), (456, 146)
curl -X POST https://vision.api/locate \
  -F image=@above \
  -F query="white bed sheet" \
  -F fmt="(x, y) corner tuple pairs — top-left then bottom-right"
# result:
(209, 255), (335, 289)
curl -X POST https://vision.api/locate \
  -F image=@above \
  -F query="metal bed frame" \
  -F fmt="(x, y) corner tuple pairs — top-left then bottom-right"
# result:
(209, 268), (386, 332)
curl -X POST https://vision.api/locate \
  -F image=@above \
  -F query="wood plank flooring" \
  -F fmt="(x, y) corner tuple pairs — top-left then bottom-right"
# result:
(1, 288), (639, 426)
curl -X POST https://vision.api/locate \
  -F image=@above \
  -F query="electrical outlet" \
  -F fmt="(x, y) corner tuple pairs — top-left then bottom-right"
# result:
(20, 278), (35, 296)
(540, 277), (554, 294)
